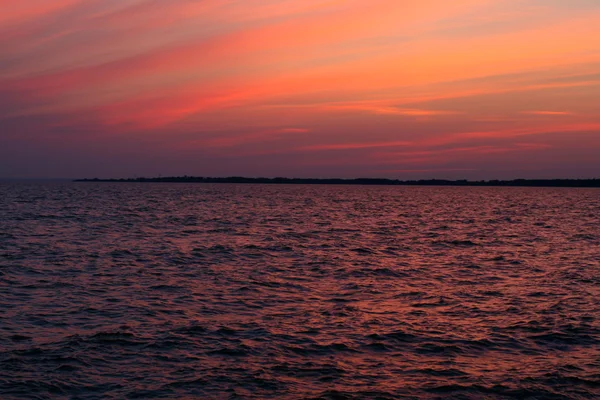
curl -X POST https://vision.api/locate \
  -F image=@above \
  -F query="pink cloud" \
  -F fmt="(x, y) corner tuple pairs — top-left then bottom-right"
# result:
(1, 0), (600, 178)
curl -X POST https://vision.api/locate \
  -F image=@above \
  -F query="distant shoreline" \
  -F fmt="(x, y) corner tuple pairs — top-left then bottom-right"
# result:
(73, 177), (600, 188)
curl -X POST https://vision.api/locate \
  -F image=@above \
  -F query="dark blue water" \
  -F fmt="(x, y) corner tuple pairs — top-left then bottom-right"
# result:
(1, 183), (599, 399)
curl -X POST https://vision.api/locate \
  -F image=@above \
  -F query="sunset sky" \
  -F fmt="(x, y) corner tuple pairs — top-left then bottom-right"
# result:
(1, 0), (600, 179)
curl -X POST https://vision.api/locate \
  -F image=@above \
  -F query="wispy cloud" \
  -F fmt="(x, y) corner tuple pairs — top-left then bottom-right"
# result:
(520, 111), (572, 116)
(320, 103), (459, 117)
(1, 0), (600, 178)
(297, 140), (413, 152)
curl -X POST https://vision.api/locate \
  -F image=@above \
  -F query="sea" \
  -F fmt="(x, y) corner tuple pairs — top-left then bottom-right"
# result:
(0, 182), (598, 399)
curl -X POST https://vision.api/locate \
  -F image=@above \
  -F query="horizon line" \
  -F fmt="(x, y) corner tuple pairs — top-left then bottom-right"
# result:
(68, 176), (600, 188)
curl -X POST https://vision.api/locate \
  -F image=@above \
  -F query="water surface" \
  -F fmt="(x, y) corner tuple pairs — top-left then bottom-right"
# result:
(1, 183), (599, 399)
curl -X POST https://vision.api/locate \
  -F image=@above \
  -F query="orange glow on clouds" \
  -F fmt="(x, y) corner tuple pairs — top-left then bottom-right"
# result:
(1, 0), (599, 178)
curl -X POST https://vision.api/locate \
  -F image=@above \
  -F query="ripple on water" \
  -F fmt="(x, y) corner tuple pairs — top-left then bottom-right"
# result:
(0, 183), (599, 399)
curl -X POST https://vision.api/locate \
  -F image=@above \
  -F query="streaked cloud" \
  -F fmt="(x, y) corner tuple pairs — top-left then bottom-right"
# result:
(0, 0), (599, 178)
(520, 111), (572, 116)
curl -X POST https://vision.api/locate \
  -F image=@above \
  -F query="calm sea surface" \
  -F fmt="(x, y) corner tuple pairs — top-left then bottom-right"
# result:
(1, 183), (599, 399)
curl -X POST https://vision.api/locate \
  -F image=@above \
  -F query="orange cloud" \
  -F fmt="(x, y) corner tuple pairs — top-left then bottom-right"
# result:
(520, 111), (572, 116)
(1, 0), (600, 178)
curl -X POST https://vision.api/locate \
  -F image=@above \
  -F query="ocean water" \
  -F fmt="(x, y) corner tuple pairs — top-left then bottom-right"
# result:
(0, 183), (598, 399)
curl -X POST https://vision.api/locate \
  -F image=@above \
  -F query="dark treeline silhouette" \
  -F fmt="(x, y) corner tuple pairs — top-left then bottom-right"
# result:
(74, 176), (600, 187)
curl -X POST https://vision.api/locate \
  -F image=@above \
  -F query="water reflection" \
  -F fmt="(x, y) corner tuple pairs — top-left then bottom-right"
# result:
(0, 183), (598, 398)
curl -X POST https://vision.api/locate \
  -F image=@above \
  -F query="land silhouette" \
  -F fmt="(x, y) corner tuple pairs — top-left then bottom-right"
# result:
(75, 176), (600, 187)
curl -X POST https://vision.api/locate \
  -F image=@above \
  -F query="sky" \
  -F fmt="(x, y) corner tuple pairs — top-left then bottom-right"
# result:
(1, 0), (600, 179)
